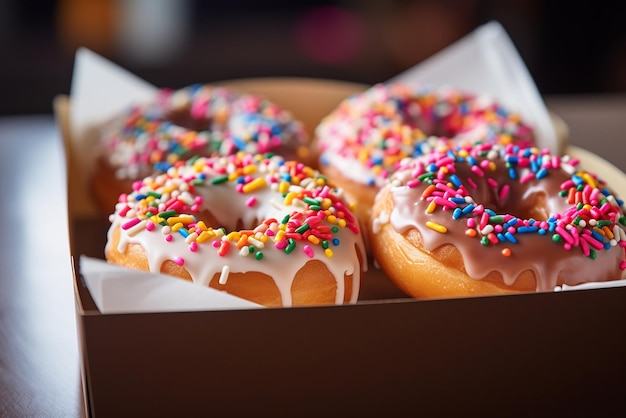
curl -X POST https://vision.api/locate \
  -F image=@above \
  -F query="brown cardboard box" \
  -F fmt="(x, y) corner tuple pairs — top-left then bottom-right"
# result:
(56, 80), (626, 418)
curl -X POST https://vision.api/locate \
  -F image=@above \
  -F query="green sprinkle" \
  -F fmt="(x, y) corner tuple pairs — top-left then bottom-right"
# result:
(331, 226), (339, 233)
(211, 175), (229, 185)
(597, 220), (613, 227)
(159, 210), (177, 218)
(559, 190), (568, 197)
(589, 249), (597, 260)
(489, 215), (505, 224)
(295, 223), (310, 234)
(552, 234), (562, 243)
(309, 205), (321, 211)
(281, 214), (290, 224)
(255, 251), (263, 260)
(192, 179), (204, 186)
(620, 216), (626, 226)
(147, 191), (162, 198)
(321, 240), (329, 249)
(303, 197), (319, 205)
(248, 245), (255, 253)
(418, 173), (435, 181)
(480, 236), (489, 246)
(285, 239), (296, 254)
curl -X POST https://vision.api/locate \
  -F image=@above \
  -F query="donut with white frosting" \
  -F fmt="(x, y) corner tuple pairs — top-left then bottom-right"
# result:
(93, 84), (308, 213)
(105, 153), (366, 307)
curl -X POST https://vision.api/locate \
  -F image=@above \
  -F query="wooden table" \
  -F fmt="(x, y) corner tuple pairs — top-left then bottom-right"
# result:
(1, 95), (625, 417)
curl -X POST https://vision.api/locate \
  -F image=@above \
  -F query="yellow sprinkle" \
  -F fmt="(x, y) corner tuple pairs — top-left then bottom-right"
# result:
(426, 221), (447, 234)
(327, 214), (337, 224)
(279, 181), (290, 194)
(324, 248), (334, 258)
(274, 230), (286, 242)
(242, 164), (257, 175)
(284, 191), (297, 205)
(321, 198), (332, 210)
(337, 219), (347, 228)
(242, 177), (267, 193)
(197, 231), (212, 243)
(581, 172), (598, 189)
(167, 215), (195, 226)
(426, 201), (437, 214)
(307, 235), (320, 245)
(171, 222), (184, 232)
(227, 231), (241, 241)
(195, 221), (208, 231)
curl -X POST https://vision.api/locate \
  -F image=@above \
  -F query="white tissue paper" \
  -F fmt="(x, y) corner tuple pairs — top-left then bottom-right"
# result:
(80, 256), (261, 313)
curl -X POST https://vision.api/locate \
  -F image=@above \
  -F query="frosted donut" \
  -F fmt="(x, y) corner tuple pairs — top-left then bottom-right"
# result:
(105, 153), (366, 307)
(314, 82), (535, 222)
(93, 84), (308, 212)
(371, 142), (626, 299)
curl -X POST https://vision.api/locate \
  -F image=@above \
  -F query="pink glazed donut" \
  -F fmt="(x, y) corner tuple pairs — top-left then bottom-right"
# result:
(370, 142), (626, 299)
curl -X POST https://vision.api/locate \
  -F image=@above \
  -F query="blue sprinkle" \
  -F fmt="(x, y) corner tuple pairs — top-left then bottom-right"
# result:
(591, 230), (605, 242)
(538, 229), (547, 235)
(332, 238), (340, 246)
(233, 136), (247, 150)
(518, 226), (538, 233)
(154, 162), (172, 172)
(462, 204), (475, 215)
(135, 194), (147, 200)
(450, 197), (466, 204)
(178, 228), (189, 238)
(508, 167), (517, 180)
(536, 167), (548, 179)
(449, 174), (462, 188)
(452, 208), (462, 219)
(485, 208), (497, 216)
(572, 174), (584, 186)
(497, 233), (506, 242)
(504, 231), (518, 243)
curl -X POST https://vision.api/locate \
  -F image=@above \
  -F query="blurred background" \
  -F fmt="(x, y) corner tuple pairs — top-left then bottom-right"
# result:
(1, 0), (625, 115)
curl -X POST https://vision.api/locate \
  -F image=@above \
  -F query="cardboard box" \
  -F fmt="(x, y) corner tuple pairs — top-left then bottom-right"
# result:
(56, 79), (626, 417)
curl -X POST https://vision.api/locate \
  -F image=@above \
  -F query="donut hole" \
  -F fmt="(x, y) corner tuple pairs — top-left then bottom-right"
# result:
(165, 107), (218, 132)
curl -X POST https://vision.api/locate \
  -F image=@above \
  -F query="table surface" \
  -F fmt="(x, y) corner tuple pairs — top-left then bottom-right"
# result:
(1, 95), (625, 417)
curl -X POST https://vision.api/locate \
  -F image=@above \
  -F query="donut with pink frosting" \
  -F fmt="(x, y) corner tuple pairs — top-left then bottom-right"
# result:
(314, 82), (536, 223)
(370, 142), (626, 298)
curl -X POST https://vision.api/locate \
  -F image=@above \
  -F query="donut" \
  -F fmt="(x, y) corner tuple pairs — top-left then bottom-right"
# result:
(314, 82), (536, 223)
(92, 84), (308, 213)
(370, 142), (626, 299)
(105, 152), (366, 307)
